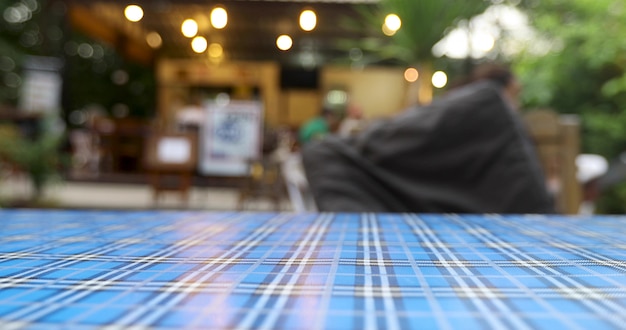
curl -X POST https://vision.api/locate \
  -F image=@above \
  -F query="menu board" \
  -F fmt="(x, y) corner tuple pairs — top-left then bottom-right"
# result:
(199, 100), (263, 176)
(144, 132), (197, 172)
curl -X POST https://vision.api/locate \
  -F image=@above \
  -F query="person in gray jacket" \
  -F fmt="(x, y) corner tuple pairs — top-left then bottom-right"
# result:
(301, 66), (555, 214)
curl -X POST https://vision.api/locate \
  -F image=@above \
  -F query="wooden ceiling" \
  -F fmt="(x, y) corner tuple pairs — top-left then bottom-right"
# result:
(66, 0), (382, 67)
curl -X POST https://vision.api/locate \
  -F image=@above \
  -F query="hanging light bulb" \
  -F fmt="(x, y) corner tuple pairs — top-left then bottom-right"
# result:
(181, 19), (198, 38)
(276, 35), (293, 51)
(299, 9), (317, 32)
(124, 4), (143, 22)
(211, 7), (228, 29)
(432, 71), (448, 88)
(384, 13), (402, 32)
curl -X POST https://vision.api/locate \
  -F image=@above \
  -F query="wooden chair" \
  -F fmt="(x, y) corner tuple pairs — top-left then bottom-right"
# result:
(280, 152), (318, 212)
(237, 156), (286, 211)
(523, 109), (581, 214)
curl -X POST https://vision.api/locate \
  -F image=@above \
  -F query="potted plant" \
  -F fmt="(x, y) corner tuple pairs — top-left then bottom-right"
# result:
(0, 117), (65, 205)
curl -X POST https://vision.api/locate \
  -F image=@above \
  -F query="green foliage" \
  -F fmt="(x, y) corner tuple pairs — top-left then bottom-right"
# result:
(513, 0), (626, 213)
(63, 35), (157, 121)
(341, 1), (491, 66)
(1, 0), (156, 125)
(379, 0), (490, 64)
(0, 118), (65, 201)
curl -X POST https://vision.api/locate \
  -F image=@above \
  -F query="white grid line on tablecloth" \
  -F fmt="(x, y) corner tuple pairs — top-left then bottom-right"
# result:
(458, 214), (626, 328)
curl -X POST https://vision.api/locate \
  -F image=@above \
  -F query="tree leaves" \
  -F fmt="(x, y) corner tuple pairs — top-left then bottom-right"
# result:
(513, 0), (626, 213)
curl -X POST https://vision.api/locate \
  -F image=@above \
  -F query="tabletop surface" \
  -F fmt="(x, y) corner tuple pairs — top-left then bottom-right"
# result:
(0, 210), (625, 330)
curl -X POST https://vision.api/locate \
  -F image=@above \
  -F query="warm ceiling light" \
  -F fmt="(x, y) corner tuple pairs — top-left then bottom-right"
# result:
(404, 68), (419, 83)
(146, 32), (162, 49)
(276, 35), (293, 51)
(124, 5), (143, 22)
(299, 9), (317, 32)
(208, 43), (223, 58)
(191, 36), (208, 53)
(384, 13), (401, 32)
(432, 71), (448, 88)
(181, 19), (198, 38)
(211, 7), (228, 29)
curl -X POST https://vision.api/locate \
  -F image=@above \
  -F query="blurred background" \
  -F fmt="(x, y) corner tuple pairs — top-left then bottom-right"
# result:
(1, 0), (625, 213)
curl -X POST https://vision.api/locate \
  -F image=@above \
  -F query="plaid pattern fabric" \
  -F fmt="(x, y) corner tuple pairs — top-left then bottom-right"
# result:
(0, 210), (625, 329)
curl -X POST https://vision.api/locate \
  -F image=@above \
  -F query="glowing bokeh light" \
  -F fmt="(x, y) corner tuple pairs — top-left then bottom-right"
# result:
(181, 19), (198, 38)
(382, 23), (396, 36)
(211, 7), (228, 29)
(124, 5), (143, 22)
(77, 43), (94, 58)
(404, 68), (419, 83)
(146, 32), (162, 48)
(432, 71), (448, 88)
(384, 14), (401, 32)
(299, 10), (317, 31)
(276, 35), (293, 51)
(208, 43), (223, 58)
(191, 36), (208, 53)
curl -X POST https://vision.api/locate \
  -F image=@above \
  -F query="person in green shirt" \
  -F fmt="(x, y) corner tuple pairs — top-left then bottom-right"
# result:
(298, 108), (341, 145)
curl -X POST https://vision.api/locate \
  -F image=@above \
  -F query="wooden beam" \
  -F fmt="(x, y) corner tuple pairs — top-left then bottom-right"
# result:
(67, 4), (154, 65)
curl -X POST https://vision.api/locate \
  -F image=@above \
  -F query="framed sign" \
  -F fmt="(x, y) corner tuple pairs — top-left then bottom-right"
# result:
(200, 100), (263, 176)
(144, 132), (198, 172)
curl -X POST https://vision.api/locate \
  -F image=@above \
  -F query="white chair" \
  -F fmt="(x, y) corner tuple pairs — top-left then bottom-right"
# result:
(280, 152), (317, 213)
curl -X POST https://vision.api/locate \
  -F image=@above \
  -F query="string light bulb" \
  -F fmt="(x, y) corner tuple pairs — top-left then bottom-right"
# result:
(181, 19), (198, 38)
(211, 7), (228, 29)
(124, 5), (143, 22)
(191, 36), (208, 53)
(432, 71), (448, 88)
(299, 9), (317, 31)
(384, 13), (401, 32)
(276, 35), (293, 51)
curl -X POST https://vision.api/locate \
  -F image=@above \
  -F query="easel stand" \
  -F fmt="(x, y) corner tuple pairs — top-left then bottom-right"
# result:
(150, 170), (193, 206)
(143, 132), (198, 208)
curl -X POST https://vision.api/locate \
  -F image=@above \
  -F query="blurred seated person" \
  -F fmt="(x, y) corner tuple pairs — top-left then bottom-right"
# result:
(298, 107), (341, 145)
(338, 103), (367, 138)
(301, 63), (556, 214)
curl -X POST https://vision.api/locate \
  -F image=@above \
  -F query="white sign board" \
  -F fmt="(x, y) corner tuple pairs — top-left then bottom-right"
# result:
(157, 137), (191, 164)
(19, 56), (63, 115)
(200, 100), (263, 176)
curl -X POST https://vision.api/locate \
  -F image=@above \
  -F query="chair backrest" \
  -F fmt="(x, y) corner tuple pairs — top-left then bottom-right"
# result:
(523, 109), (581, 214)
(280, 152), (317, 212)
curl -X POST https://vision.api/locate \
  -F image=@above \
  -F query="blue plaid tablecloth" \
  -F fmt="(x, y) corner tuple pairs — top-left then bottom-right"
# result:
(0, 210), (625, 329)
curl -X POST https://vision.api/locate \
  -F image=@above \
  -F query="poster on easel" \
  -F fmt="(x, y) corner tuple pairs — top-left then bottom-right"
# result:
(199, 100), (263, 176)
(19, 56), (63, 115)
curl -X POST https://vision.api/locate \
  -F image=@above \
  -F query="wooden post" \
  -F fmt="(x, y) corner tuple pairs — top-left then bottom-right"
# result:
(559, 115), (582, 214)
(523, 110), (582, 214)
